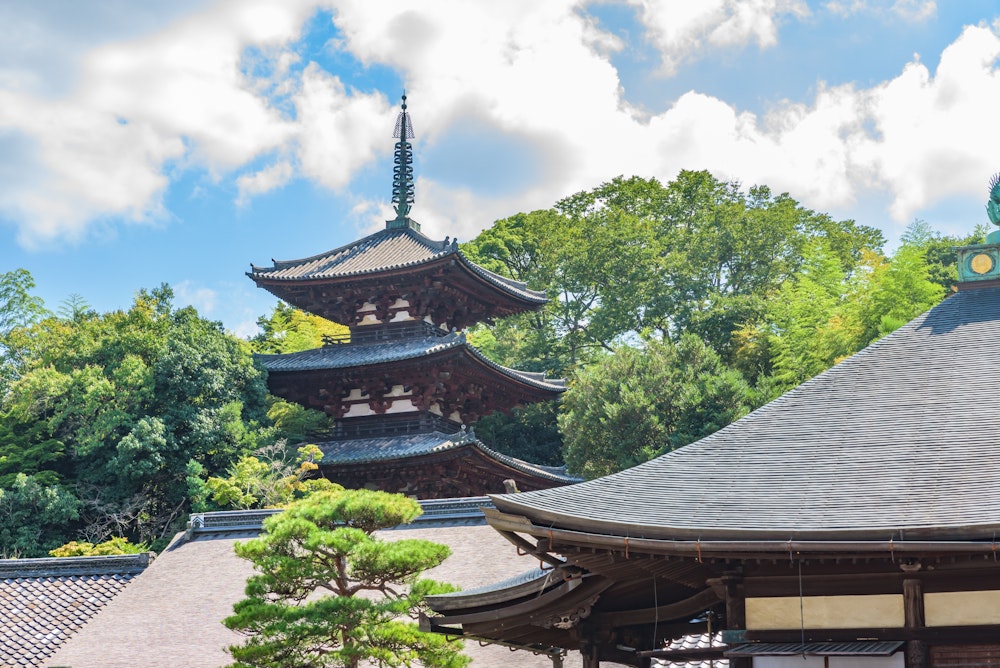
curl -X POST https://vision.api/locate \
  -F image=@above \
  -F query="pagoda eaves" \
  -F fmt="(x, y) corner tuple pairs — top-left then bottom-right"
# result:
(248, 226), (546, 330)
(259, 331), (564, 424)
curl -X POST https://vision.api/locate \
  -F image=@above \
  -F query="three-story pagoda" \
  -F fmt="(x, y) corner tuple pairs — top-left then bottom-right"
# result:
(248, 96), (575, 498)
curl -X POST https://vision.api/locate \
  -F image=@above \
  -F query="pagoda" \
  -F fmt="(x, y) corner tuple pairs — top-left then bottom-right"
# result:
(248, 96), (575, 498)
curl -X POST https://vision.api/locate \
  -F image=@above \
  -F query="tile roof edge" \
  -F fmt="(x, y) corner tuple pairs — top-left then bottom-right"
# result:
(0, 552), (153, 578)
(248, 227), (454, 278)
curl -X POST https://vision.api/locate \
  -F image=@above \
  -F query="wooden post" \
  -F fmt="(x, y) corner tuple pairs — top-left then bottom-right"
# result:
(580, 642), (600, 668)
(550, 653), (564, 668)
(903, 577), (928, 668)
(723, 574), (751, 668)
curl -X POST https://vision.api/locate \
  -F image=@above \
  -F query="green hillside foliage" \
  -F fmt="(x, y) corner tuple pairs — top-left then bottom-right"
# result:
(463, 172), (978, 477)
(0, 284), (273, 555)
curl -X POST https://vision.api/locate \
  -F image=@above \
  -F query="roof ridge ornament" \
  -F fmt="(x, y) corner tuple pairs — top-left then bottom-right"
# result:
(388, 93), (419, 232)
(954, 173), (1000, 285)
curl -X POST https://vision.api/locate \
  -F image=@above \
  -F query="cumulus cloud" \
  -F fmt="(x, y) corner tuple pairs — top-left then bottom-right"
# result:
(0, 0), (315, 245)
(824, 0), (935, 22)
(236, 160), (294, 206)
(626, 0), (810, 75)
(174, 280), (218, 314)
(0, 0), (998, 248)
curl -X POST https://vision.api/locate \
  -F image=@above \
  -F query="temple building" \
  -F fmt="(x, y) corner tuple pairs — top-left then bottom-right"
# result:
(248, 96), (574, 498)
(424, 225), (1000, 667)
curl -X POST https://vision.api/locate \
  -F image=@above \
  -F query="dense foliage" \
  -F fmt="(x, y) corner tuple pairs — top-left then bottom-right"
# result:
(0, 284), (272, 555)
(224, 488), (467, 668)
(0, 169), (983, 555)
(463, 171), (977, 477)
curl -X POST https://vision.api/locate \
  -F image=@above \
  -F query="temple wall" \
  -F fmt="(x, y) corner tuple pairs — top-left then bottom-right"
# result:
(746, 594), (904, 630)
(925, 590), (1000, 626)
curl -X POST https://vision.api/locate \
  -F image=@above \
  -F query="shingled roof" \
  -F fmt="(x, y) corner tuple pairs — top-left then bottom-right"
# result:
(43, 510), (590, 668)
(492, 286), (1000, 542)
(0, 553), (150, 667)
(258, 331), (566, 391)
(248, 226), (547, 304)
(317, 430), (579, 483)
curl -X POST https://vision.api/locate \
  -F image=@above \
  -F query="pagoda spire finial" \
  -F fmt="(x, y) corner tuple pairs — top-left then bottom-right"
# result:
(388, 93), (417, 231)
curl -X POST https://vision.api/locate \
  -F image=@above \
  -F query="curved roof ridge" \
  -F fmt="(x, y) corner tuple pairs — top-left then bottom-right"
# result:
(455, 250), (548, 302)
(256, 332), (465, 372)
(250, 226), (452, 275)
(462, 344), (566, 391)
(316, 431), (578, 484)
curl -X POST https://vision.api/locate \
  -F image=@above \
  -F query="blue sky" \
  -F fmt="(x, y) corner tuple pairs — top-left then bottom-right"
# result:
(3, 0), (1000, 335)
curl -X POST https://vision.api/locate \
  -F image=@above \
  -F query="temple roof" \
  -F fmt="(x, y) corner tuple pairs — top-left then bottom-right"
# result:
(492, 286), (1000, 542)
(258, 331), (566, 392)
(317, 430), (578, 484)
(44, 518), (575, 668)
(248, 226), (547, 305)
(0, 553), (150, 667)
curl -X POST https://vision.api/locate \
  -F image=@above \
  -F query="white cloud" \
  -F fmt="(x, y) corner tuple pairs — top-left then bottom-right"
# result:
(236, 160), (294, 205)
(174, 280), (218, 314)
(824, 0), (935, 22)
(891, 0), (936, 22)
(625, 0), (810, 75)
(0, 0), (314, 245)
(0, 0), (998, 249)
(293, 63), (393, 190)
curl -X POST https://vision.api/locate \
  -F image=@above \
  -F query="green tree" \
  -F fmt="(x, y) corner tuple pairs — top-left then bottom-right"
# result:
(49, 536), (147, 557)
(224, 489), (468, 668)
(559, 335), (750, 479)
(205, 441), (336, 510)
(0, 269), (49, 397)
(251, 302), (350, 354)
(0, 473), (79, 558)
(0, 285), (271, 551)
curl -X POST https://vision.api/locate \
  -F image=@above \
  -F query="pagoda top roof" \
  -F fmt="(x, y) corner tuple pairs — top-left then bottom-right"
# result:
(491, 285), (1000, 542)
(248, 225), (547, 305)
(257, 331), (566, 392)
(317, 429), (579, 484)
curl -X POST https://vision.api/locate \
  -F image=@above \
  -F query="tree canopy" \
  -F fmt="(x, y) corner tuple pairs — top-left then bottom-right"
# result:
(225, 488), (468, 668)
(463, 173), (970, 477)
(0, 282), (273, 554)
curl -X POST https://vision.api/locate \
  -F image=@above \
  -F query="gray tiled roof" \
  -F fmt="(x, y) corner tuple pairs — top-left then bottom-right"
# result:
(493, 287), (1000, 541)
(319, 431), (580, 483)
(0, 554), (149, 667)
(258, 331), (566, 391)
(249, 226), (547, 303)
(45, 523), (587, 668)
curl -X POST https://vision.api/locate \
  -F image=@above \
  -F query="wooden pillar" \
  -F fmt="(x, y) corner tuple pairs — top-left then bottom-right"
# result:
(904, 577), (928, 668)
(550, 653), (564, 668)
(580, 642), (600, 668)
(723, 574), (752, 668)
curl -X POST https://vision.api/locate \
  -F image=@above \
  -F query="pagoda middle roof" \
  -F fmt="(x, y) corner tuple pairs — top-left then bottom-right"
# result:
(257, 332), (566, 392)
(248, 225), (547, 304)
(491, 285), (1000, 542)
(317, 430), (579, 484)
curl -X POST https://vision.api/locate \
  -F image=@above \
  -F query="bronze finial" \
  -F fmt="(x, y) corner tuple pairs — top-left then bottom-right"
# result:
(987, 173), (1000, 227)
(389, 93), (415, 228)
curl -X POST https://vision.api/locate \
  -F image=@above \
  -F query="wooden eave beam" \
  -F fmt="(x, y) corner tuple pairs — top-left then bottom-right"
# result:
(484, 509), (1000, 561)
(587, 587), (722, 628)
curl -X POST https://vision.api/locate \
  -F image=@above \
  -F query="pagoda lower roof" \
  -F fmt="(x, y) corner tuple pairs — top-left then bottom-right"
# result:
(317, 430), (578, 485)
(248, 226), (546, 304)
(490, 286), (1000, 543)
(257, 332), (566, 392)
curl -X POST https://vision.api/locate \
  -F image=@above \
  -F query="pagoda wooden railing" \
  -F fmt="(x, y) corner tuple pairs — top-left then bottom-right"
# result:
(311, 414), (464, 441)
(323, 320), (447, 346)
